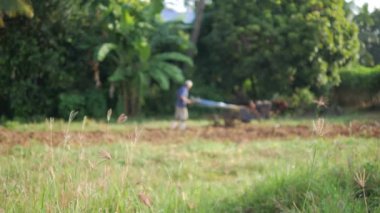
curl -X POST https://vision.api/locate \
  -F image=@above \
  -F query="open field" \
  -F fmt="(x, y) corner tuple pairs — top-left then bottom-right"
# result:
(3, 0), (380, 212)
(0, 113), (380, 212)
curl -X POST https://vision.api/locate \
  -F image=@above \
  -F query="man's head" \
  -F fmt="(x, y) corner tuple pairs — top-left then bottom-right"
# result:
(185, 80), (193, 89)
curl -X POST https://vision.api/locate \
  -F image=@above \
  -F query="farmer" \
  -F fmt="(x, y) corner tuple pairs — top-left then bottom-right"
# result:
(171, 80), (193, 130)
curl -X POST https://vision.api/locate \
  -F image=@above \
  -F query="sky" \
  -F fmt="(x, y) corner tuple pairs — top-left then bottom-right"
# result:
(352, 0), (380, 12)
(161, 0), (380, 24)
(161, 0), (195, 23)
(162, 0), (380, 13)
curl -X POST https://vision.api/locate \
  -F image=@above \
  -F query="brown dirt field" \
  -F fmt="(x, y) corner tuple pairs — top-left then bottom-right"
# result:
(0, 121), (379, 147)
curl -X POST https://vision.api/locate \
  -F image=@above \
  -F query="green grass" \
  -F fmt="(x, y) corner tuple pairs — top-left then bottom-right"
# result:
(1, 112), (380, 212)
(1, 135), (379, 212)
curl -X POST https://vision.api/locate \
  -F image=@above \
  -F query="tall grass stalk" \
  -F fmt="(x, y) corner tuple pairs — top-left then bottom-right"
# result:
(81, 116), (87, 140)
(106, 108), (112, 136)
(302, 145), (318, 211)
(63, 110), (78, 147)
(48, 117), (55, 160)
(48, 117), (54, 146)
(302, 118), (324, 211)
(125, 126), (142, 176)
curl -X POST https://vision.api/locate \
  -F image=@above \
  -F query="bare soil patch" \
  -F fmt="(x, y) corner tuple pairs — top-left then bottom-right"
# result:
(0, 121), (379, 148)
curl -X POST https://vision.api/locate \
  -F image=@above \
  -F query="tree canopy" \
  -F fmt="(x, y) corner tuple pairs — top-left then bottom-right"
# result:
(196, 0), (359, 99)
(354, 5), (380, 66)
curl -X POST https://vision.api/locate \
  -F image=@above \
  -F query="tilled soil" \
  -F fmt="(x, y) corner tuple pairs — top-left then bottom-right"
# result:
(0, 121), (379, 147)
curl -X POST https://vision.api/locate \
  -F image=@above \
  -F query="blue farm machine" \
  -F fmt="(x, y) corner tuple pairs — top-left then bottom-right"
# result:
(191, 98), (286, 127)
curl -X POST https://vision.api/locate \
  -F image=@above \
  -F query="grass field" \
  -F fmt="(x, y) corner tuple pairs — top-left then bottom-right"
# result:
(0, 113), (379, 212)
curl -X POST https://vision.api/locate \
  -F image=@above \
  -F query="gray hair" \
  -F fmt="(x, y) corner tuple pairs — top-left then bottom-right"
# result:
(185, 80), (193, 87)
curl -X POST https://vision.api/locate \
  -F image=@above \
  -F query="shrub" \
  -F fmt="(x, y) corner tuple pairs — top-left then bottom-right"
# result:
(339, 65), (380, 94)
(334, 65), (380, 107)
(58, 93), (85, 118)
(8, 82), (55, 120)
(85, 89), (107, 119)
(288, 87), (315, 114)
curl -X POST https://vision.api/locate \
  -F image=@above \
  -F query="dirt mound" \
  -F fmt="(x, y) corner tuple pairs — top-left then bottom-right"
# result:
(1, 121), (379, 147)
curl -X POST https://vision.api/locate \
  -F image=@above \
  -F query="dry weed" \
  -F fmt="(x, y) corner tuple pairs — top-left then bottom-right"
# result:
(87, 160), (95, 169)
(117, 113), (128, 123)
(312, 118), (326, 136)
(63, 111), (78, 146)
(49, 166), (56, 181)
(354, 169), (369, 213)
(99, 150), (112, 160)
(313, 96), (328, 108)
(138, 192), (152, 207)
(78, 116), (87, 142)
(107, 108), (112, 123)
(48, 117), (54, 146)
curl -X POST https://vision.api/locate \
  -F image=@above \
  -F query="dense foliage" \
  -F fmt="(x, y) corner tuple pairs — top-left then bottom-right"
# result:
(1, 0), (379, 120)
(0, 0), (34, 27)
(196, 0), (359, 100)
(0, 0), (101, 119)
(96, 0), (192, 115)
(354, 6), (380, 66)
(0, 0), (192, 120)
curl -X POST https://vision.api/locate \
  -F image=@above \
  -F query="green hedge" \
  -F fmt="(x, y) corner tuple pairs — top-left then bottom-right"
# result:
(338, 65), (380, 94)
(334, 65), (380, 107)
(58, 89), (107, 119)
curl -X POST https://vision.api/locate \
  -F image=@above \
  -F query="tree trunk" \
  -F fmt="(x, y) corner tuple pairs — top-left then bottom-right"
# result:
(188, 0), (206, 57)
(130, 87), (136, 116)
(120, 80), (142, 116)
(121, 81), (129, 115)
(131, 87), (140, 116)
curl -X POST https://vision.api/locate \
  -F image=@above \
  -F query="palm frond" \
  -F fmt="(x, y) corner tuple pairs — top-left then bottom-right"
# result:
(108, 67), (125, 82)
(154, 52), (194, 67)
(96, 43), (117, 62)
(150, 69), (170, 90)
(156, 62), (184, 83)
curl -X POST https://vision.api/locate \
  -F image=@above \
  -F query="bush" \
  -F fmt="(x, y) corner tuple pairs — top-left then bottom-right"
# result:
(58, 90), (108, 119)
(339, 65), (380, 94)
(334, 65), (380, 107)
(58, 93), (85, 119)
(85, 89), (107, 119)
(288, 87), (315, 114)
(8, 81), (55, 120)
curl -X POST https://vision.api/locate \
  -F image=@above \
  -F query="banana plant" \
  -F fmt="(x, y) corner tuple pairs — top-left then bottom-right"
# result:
(96, 0), (193, 115)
